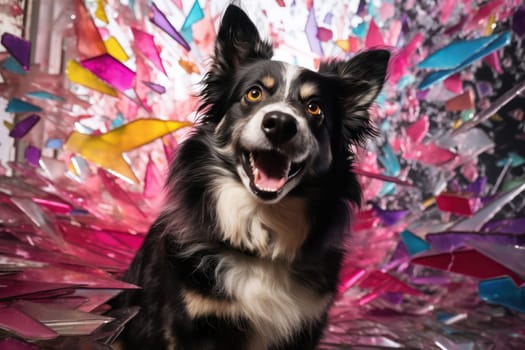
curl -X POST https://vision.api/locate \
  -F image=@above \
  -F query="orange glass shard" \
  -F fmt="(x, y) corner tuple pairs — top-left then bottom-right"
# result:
(95, 0), (109, 24)
(104, 37), (129, 62)
(74, 0), (107, 58)
(178, 58), (200, 74)
(64, 119), (191, 183)
(66, 60), (118, 97)
(445, 89), (475, 111)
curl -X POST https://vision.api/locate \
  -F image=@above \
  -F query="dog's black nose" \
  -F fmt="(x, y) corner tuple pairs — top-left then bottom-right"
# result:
(262, 112), (297, 144)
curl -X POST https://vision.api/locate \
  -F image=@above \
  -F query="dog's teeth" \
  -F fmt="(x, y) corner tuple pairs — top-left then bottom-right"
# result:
(249, 152), (255, 169)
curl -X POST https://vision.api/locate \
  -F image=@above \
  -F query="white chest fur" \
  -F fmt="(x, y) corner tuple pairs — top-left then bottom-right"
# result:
(216, 254), (331, 347)
(212, 177), (309, 260)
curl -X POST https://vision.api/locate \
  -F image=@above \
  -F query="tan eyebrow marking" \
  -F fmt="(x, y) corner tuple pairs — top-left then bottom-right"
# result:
(299, 82), (319, 100)
(261, 75), (276, 90)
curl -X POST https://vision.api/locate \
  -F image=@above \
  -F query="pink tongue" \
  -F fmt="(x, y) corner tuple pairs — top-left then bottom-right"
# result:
(253, 153), (288, 191)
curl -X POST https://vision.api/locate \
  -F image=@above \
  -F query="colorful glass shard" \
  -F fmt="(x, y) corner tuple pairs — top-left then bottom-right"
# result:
(131, 27), (166, 75)
(467, 240), (525, 277)
(150, 2), (190, 51)
(5, 98), (42, 113)
(143, 81), (166, 94)
(436, 192), (481, 216)
(443, 73), (463, 93)
(400, 230), (430, 256)
(95, 0), (109, 24)
(64, 119), (191, 183)
(45, 138), (63, 149)
(81, 54), (136, 92)
(104, 37), (129, 62)
(445, 90), (475, 111)
(74, 0), (106, 57)
(365, 19), (384, 48)
(24, 145), (41, 167)
(418, 32), (511, 90)
(1, 33), (31, 70)
(25, 91), (64, 101)
(427, 231), (525, 252)
(305, 6), (323, 56)
(405, 115), (428, 144)
(178, 58), (200, 74)
(2, 55), (26, 74)
(372, 204), (408, 227)
(181, 0), (205, 42)
(0, 305), (58, 340)
(479, 277), (525, 313)
(9, 114), (40, 138)
(411, 249), (523, 285)
(66, 60), (118, 97)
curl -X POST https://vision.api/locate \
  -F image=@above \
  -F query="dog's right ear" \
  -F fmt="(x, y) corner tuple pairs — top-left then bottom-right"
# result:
(214, 5), (273, 71)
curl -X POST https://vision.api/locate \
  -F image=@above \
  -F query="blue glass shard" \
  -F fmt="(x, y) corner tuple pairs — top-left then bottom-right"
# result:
(2, 56), (26, 74)
(111, 112), (125, 129)
(45, 138), (63, 149)
(181, 0), (204, 31)
(352, 21), (368, 39)
(479, 277), (525, 313)
(400, 230), (430, 256)
(26, 91), (65, 101)
(496, 152), (525, 167)
(379, 142), (400, 176)
(5, 98), (42, 113)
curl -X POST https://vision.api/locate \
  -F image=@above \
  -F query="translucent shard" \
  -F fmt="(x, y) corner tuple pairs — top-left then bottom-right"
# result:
(0, 305), (58, 340)
(482, 51), (502, 74)
(104, 37), (129, 62)
(150, 2), (191, 51)
(305, 6), (323, 56)
(9, 114), (40, 139)
(66, 60), (118, 97)
(178, 58), (200, 74)
(81, 54), (136, 92)
(5, 98), (42, 113)
(372, 204), (408, 227)
(142, 81), (166, 94)
(379, 142), (400, 176)
(181, 0), (205, 42)
(1, 33), (31, 70)
(445, 90), (475, 111)
(406, 115), (428, 144)
(400, 230), (430, 256)
(74, 0), (107, 57)
(443, 73), (463, 93)
(479, 277), (525, 313)
(2, 55), (26, 74)
(64, 119), (191, 183)
(467, 240), (525, 277)
(496, 152), (525, 167)
(131, 27), (166, 74)
(25, 91), (64, 101)
(426, 231), (525, 252)
(24, 145), (41, 167)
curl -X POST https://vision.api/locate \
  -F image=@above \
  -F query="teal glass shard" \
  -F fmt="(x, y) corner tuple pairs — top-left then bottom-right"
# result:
(400, 230), (430, 256)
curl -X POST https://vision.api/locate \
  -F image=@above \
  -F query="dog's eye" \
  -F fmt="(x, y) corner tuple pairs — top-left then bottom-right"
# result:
(245, 87), (263, 103)
(306, 102), (322, 116)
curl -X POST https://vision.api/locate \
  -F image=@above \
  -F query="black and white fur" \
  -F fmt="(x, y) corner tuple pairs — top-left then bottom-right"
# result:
(117, 5), (389, 350)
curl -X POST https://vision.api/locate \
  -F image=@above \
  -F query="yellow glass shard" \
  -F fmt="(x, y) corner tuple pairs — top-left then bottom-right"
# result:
(105, 37), (129, 62)
(3, 120), (13, 130)
(95, 0), (109, 24)
(65, 119), (192, 183)
(66, 60), (118, 97)
(335, 39), (350, 53)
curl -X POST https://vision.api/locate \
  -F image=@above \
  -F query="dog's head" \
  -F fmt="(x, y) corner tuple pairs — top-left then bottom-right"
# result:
(199, 5), (389, 204)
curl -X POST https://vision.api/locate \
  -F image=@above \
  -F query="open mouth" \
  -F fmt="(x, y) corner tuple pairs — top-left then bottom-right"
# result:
(241, 150), (304, 200)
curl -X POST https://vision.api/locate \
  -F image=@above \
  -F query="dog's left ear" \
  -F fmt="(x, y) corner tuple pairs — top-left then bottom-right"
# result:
(215, 5), (273, 70)
(319, 49), (390, 145)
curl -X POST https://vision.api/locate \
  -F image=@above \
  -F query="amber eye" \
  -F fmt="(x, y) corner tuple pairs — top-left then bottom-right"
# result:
(306, 102), (322, 116)
(245, 87), (263, 102)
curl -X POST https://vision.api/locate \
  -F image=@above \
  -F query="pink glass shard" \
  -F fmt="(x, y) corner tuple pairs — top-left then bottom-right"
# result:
(131, 27), (166, 75)
(81, 54), (136, 92)
(0, 279), (75, 300)
(144, 157), (164, 199)
(443, 73), (463, 94)
(150, 2), (190, 51)
(74, 0), (107, 58)
(436, 192), (481, 216)
(440, 0), (455, 23)
(405, 115), (428, 144)
(1, 33), (31, 70)
(317, 27), (333, 42)
(9, 114), (40, 139)
(483, 52), (502, 74)
(365, 19), (385, 48)
(411, 249), (524, 285)
(445, 90), (475, 111)
(0, 305), (58, 340)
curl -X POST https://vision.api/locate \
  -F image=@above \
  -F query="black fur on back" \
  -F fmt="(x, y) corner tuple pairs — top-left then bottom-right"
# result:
(116, 5), (389, 350)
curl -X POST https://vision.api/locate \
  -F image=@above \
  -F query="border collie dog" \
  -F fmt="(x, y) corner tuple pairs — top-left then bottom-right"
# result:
(119, 5), (389, 350)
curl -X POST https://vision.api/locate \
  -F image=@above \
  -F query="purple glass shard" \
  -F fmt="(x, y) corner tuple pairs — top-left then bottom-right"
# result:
(305, 6), (323, 56)
(481, 218), (525, 234)
(1, 33), (31, 70)
(150, 2), (191, 51)
(426, 231), (525, 252)
(24, 145), (41, 167)
(512, 5), (525, 38)
(9, 114), (40, 139)
(143, 81), (166, 94)
(464, 176), (486, 196)
(80, 54), (136, 92)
